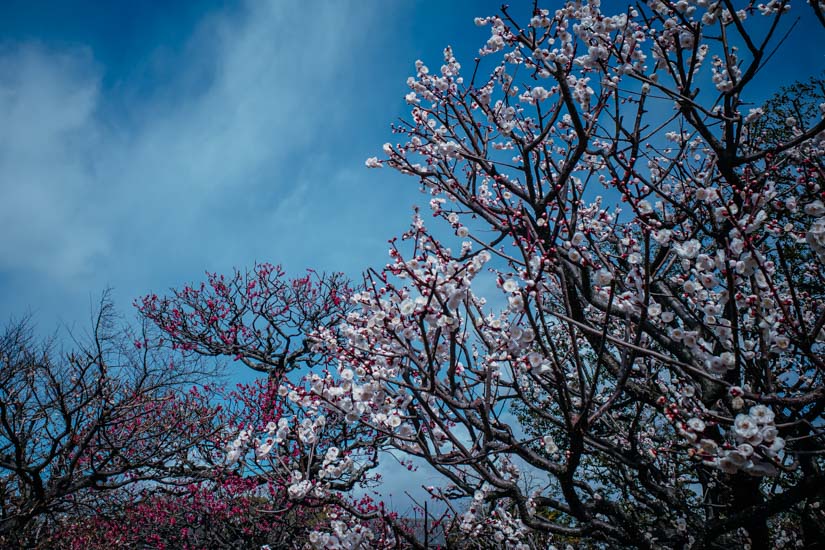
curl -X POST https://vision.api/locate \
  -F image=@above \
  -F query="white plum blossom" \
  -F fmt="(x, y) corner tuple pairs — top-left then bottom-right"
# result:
(749, 405), (775, 425)
(543, 435), (559, 454)
(595, 269), (613, 285)
(686, 418), (706, 432)
(502, 279), (519, 293)
(531, 86), (550, 102)
(673, 239), (701, 258)
(805, 200), (825, 216)
(807, 217), (825, 262)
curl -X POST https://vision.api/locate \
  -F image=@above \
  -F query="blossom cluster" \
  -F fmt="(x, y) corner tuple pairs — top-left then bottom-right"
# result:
(678, 401), (785, 476)
(457, 484), (532, 548)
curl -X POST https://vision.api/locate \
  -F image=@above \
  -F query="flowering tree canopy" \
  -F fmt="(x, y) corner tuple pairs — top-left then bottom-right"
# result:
(122, 2), (825, 548)
(140, 267), (422, 547)
(277, 1), (824, 548)
(139, 265), (351, 380)
(51, 475), (319, 550)
(5, 1), (825, 548)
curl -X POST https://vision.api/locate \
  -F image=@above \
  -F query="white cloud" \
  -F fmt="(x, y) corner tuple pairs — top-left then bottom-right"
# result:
(0, 0), (391, 293)
(0, 45), (108, 276)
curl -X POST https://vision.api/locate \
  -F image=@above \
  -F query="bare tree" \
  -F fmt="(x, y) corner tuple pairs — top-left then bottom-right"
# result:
(0, 296), (221, 546)
(138, 265), (353, 379)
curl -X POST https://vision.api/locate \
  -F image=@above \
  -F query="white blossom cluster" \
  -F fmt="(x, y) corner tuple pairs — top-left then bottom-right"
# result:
(458, 484), (531, 548)
(680, 403), (785, 476)
(306, 515), (380, 549)
(224, 408), (361, 506)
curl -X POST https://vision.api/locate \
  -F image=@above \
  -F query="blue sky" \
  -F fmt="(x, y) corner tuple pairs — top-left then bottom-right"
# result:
(1, 0), (822, 334)
(0, 0), (507, 332)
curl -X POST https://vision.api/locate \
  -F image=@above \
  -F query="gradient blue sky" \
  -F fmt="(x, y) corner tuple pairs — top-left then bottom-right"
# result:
(0, 0), (507, 332)
(1, 0), (822, 334)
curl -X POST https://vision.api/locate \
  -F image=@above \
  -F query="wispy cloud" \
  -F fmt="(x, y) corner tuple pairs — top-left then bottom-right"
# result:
(0, 0), (412, 324)
(0, 45), (106, 277)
